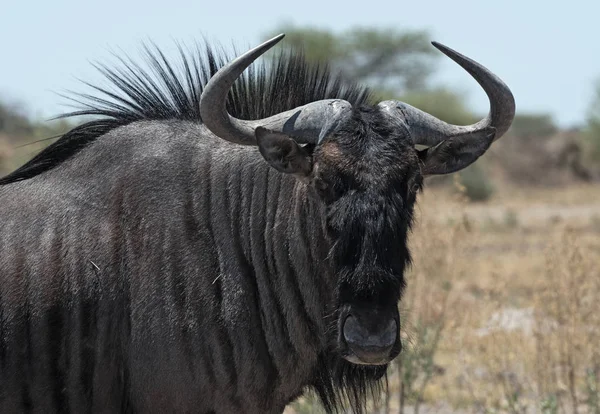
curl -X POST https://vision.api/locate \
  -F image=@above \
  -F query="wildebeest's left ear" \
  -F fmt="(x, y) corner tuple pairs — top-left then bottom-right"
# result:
(417, 127), (496, 176)
(255, 127), (313, 176)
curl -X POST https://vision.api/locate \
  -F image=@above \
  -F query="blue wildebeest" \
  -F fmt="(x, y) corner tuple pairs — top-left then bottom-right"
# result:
(0, 34), (514, 413)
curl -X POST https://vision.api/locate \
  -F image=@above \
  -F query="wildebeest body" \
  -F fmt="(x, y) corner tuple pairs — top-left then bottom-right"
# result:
(0, 120), (337, 412)
(0, 33), (515, 413)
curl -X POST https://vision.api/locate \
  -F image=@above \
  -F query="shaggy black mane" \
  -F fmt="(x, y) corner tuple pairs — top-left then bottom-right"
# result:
(0, 40), (372, 185)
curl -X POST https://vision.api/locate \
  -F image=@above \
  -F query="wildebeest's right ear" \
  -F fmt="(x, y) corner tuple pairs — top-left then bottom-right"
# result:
(417, 127), (496, 176)
(255, 127), (313, 176)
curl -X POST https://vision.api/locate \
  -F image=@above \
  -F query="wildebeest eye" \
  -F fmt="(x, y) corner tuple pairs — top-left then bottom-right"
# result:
(315, 179), (328, 192)
(314, 178), (331, 198)
(314, 177), (341, 203)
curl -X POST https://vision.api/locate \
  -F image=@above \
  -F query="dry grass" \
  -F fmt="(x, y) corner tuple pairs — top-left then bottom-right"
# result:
(0, 135), (15, 175)
(387, 182), (600, 414)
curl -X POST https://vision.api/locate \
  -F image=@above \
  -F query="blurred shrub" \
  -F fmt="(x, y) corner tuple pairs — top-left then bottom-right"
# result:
(508, 114), (558, 139)
(0, 100), (73, 175)
(455, 161), (495, 202)
(0, 136), (13, 176)
(0, 101), (34, 137)
(583, 122), (600, 166)
(393, 87), (477, 126)
(583, 78), (600, 165)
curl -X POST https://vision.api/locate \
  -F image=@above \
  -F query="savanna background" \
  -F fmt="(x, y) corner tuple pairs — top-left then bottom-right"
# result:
(2, 1), (599, 412)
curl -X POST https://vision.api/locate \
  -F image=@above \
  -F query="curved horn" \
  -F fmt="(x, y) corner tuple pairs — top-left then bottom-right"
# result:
(378, 41), (515, 147)
(200, 34), (353, 145)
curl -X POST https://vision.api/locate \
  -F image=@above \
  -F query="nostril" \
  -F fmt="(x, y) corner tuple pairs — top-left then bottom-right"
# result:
(342, 315), (362, 345)
(379, 318), (397, 347)
(343, 316), (397, 349)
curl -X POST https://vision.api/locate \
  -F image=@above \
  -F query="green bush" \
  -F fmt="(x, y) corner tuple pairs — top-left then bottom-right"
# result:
(582, 124), (600, 166)
(508, 114), (558, 139)
(583, 78), (600, 166)
(456, 162), (495, 202)
(395, 88), (477, 126)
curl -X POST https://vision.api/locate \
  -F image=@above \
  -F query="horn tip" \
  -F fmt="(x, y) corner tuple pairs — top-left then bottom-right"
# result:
(431, 41), (450, 52)
(271, 33), (286, 42)
(431, 41), (466, 62)
(260, 33), (285, 50)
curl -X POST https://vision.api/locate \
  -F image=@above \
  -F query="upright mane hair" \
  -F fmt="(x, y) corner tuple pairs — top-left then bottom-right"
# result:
(0, 40), (372, 185)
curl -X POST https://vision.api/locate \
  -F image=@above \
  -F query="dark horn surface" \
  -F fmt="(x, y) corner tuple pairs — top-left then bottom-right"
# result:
(199, 34), (286, 145)
(199, 34), (354, 145)
(378, 41), (515, 147)
(431, 41), (516, 140)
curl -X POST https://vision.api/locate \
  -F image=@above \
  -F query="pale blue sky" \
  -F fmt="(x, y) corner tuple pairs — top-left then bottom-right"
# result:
(2, 0), (597, 127)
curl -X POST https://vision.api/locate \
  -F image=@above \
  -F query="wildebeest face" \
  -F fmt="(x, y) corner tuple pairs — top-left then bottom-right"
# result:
(256, 107), (422, 365)
(208, 35), (514, 367)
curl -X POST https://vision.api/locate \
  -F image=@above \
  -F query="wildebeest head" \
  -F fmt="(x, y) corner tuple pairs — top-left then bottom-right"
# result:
(199, 34), (515, 366)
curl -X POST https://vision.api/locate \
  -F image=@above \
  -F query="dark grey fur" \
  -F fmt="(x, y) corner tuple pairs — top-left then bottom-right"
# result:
(1, 121), (335, 412)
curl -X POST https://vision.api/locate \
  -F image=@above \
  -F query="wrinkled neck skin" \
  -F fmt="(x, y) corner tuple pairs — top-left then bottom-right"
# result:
(190, 144), (339, 409)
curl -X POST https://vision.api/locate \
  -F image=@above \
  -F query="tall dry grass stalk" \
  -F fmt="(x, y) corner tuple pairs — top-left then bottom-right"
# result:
(533, 228), (600, 413)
